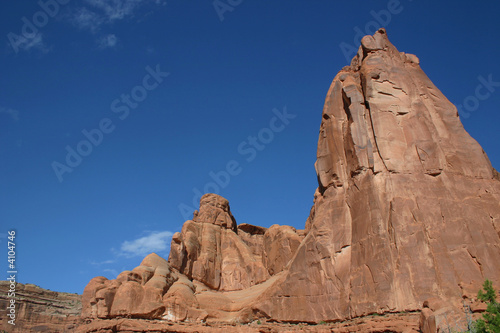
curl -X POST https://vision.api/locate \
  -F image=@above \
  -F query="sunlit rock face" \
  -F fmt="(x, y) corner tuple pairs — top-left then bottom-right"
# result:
(168, 193), (304, 292)
(253, 28), (500, 323)
(80, 29), (500, 330)
(81, 193), (305, 322)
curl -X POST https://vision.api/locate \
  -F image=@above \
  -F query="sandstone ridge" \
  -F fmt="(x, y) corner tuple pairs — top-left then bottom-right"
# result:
(76, 28), (500, 332)
(0, 281), (82, 332)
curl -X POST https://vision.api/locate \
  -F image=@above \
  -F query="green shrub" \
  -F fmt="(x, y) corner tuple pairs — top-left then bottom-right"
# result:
(474, 279), (500, 333)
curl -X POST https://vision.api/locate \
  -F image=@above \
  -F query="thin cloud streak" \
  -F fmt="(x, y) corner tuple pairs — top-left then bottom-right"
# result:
(71, 0), (160, 33)
(89, 259), (115, 266)
(0, 107), (20, 121)
(85, 0), (142, 21)
(118, 231), (174, 258)
(10, 34), (50, 53)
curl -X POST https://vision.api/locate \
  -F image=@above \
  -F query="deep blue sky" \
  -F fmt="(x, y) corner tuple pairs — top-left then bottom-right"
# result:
(1, 1), (499, 294)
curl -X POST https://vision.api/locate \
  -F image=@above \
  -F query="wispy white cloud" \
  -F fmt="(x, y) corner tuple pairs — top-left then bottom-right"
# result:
(24, 34), (46, 52)
(118, 231), (173, 258)
(0, 107), (20, 122)
(98, 34), (118, 48)
(90, 259), (115, 266)
(9, 33), (50, 54)
(71, 0), (160, 33)
(85, 0), (143, 21)
(72, 7), (105, 33)
(69, 0), (161, 53)
(103, 268), (119, 277)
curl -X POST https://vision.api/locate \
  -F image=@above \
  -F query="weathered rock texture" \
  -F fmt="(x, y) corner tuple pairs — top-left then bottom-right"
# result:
(78, 29), (500, 332)
(75, 312), (421, 333)
(251, 28), (500, 325)
(81, 194), (305, 324)
(0, 281), (82, 333)
(169, 194), (304, 292)
(82, 253), (181, 320)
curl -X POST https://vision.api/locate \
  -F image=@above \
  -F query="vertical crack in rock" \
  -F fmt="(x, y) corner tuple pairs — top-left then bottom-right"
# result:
(466, 247), (484, 277)
(363, 90), (389, 173)
(387, 201), (398, 250)
(365, 264), (376, 286)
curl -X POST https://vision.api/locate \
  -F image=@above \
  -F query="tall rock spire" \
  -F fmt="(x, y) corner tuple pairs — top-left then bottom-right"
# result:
(254, 28), (500, 322)
(78, 29), (500, 332)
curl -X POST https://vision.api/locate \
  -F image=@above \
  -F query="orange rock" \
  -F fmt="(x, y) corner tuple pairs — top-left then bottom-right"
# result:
(0, 281), (82, 332)
(263, 224), (303, 275)
(252, 28), (500, 323)
(168, 193), (271, 291)
(77, 29), (500, 331)
(82, 253), (178, 320)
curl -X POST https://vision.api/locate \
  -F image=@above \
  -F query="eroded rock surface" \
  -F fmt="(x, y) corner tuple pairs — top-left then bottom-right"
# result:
(168, 193), (303, 291)
(75, 312), (421, 333)
(251, 28), (500, 324)
(168, 194), (268, 291)
(0, 281), (82, 333)
(257, 29), (500, 321)
(82, 253), (178, 319)
(78, 29), (500, 332)
(81, 193), (304, 325)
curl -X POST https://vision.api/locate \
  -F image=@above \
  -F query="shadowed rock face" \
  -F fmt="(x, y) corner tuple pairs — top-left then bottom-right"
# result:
(79, 29), (500, 331)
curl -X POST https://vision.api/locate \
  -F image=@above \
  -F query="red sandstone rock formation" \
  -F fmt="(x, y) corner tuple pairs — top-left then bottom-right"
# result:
(81, 193), (305, 323)
(77, 29), (500, 332)
(82, 253), (179, 319)
(75, 312), (422, 333)
(0, 281), (82, 332)
(251, 28), (500, 324)
(168, 194), (304, 292)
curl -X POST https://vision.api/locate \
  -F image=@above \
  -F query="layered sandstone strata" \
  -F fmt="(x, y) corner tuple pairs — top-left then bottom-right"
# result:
(0, 281), (82, 332)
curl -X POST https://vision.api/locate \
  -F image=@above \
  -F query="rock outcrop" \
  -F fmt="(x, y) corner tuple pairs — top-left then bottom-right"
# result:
(75, 312), (422, 333)
(169, 194), (304, 292)
(81, 193), (305, 323)
(78, 29), (500, 332)
(81, 253), (179, 319)
(250, 28), (500, 324)
(0, 281), (82, 333)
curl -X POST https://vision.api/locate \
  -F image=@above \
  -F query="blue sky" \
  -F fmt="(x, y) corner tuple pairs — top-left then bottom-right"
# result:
(1, 0), (499, 294)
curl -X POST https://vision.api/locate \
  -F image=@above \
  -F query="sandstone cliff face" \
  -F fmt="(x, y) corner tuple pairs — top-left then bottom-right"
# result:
(168, 194), (304, 292)
(78, 29), (500, 332)
(0, 281), (81, 333)
(252, 28), (500, 323)
(169, 194), (266, 291)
